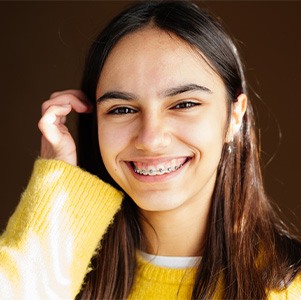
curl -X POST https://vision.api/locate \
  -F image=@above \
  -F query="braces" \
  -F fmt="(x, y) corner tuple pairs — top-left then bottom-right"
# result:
(134, 164), (183, 176)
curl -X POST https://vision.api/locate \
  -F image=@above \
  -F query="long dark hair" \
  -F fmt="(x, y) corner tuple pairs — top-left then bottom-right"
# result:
(77, 1), (301, 299)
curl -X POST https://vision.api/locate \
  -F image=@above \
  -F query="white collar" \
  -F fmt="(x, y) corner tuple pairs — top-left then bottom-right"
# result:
(138, 250), (202, 269)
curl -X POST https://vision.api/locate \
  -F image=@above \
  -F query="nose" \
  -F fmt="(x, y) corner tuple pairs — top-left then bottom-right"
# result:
(134, 114), (171, 152)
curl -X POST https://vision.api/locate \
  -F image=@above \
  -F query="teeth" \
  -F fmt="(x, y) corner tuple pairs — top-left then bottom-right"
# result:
(133, 162), (184, 176)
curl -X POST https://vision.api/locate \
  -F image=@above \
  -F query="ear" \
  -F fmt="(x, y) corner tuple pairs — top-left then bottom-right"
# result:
(226, 93), (247, 142)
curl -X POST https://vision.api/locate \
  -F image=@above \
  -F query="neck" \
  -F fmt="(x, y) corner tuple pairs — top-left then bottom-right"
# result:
(140, 194), (211, 257)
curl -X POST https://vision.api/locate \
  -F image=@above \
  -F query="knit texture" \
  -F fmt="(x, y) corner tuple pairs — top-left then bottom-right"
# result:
(0, 159), (300, 299)
(0, 159), (123, 299)
(128, 255), (301, 300)
(128, 254), (223, 299)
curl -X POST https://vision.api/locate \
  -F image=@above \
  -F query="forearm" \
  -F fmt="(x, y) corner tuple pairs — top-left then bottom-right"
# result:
(0, 159), (123, 299)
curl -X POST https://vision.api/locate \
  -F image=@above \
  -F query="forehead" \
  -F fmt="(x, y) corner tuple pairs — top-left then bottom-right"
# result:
(97, 27), (226, 98)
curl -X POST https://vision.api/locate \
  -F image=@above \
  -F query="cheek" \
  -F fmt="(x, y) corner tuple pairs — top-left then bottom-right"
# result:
(97, 122), (133, 165)
(176, 114), (226, 151)
(186, 120), (226, 182)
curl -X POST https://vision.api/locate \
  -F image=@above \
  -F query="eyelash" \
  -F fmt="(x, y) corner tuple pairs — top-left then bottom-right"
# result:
(171, 101), (201, 110)
(107, 107), (137, 115)
(107, 101), (200, 115)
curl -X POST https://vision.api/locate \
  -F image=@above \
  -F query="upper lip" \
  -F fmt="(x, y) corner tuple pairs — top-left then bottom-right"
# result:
(125, 156), (192, 164)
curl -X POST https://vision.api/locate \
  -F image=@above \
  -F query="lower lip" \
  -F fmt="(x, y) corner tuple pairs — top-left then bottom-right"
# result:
(126, 159), (190, 183)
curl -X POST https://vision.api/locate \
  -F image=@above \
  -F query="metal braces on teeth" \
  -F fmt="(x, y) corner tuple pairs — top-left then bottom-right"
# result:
(134, 163), (183, 175)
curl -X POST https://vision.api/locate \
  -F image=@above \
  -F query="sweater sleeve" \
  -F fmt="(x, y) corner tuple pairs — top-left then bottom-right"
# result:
(0, 159), (123, 300)
(267, 274), (301, 299)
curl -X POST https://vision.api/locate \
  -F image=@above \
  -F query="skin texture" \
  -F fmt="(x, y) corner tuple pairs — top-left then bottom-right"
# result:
(39, 90), (92, 166)
(96, 27), (247, 256)
(39, 27), (247, 256)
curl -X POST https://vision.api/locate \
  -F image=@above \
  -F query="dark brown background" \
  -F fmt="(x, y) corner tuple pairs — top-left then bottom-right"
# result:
(0, 1), (300, 231)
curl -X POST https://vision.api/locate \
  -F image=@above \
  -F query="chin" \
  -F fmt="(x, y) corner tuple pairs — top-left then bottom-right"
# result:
(131, 193), (186, 213)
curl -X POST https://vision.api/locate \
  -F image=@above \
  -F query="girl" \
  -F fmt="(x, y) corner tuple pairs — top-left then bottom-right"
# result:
(1, 1), (300, 299)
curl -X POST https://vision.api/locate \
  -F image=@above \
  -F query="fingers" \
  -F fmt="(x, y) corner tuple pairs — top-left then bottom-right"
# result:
(38, 104), (72, 145)
(42, 90), (93, 115)
(38, 89), (91, 165)
(49, 89), (88, 101)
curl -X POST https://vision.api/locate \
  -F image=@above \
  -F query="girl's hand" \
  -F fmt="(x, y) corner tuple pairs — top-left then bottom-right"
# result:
(38, 90), (92, 166)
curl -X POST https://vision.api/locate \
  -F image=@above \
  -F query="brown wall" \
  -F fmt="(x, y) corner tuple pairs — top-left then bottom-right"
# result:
(0, 1), (300, 231)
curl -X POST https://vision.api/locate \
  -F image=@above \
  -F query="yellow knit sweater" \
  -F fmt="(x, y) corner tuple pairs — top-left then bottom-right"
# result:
(0, 159), (300, 299)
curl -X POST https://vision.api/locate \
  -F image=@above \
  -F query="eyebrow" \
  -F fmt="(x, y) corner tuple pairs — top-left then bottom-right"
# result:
(96, 83), (212, 103)
(96, 91), (135, 103)
(162, 84), (212, 97)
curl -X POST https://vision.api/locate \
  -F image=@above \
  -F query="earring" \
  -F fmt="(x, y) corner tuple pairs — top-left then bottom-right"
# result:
(228, 144), (232, 154)
(228, 137), (234, 154)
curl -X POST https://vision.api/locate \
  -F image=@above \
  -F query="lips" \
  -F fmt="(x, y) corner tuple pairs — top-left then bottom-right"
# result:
(130, 157), (190, 176)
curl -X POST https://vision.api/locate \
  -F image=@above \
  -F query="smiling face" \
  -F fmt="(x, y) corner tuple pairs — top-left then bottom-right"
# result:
(96, 27), (228, 213)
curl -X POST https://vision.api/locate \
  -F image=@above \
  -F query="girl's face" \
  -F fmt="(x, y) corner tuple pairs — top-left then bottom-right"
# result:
(96, 27), (228, 212)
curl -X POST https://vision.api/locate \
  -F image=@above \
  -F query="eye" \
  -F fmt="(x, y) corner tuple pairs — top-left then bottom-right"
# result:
(171, 101), (201, 110)
(107, 106), (137, 115)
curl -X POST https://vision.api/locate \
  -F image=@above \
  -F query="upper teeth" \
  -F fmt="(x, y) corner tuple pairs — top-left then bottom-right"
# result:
(134, 163), (184, 176)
